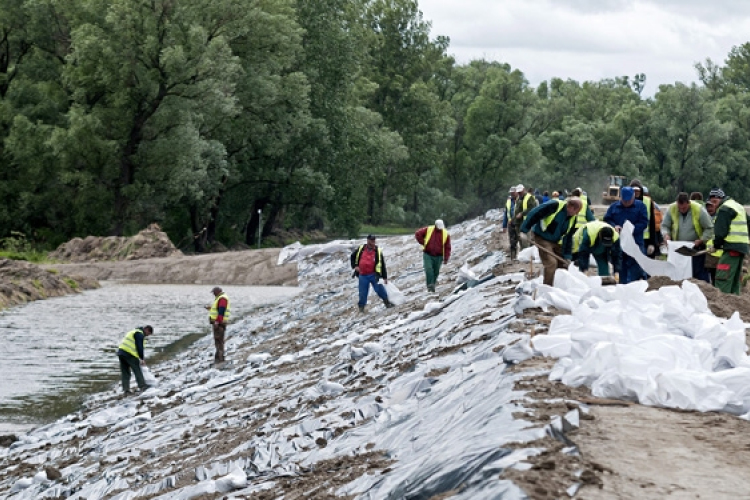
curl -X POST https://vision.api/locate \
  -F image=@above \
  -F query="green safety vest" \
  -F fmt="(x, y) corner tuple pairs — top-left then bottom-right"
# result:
(668, 201), (704, 241)
(118, 328), (146, 359)
(722, 199), (749, 244)
(573, 221), (619, 253)
(209, 293), (231, 322)
(423, 225), (448, 252)
(355, 245), (383, 275)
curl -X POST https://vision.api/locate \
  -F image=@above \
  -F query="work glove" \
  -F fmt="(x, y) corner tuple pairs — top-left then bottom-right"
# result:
(647, 245), (655, 256)
(352, 270), (359, 278)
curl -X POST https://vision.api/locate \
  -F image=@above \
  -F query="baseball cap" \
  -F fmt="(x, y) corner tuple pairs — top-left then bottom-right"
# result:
(600, 227), (614, 247)
(515, 184), (524, 192)
(366, 234), (376, 241)
(709, 188), (725, 199)
(435, 219), (445, 230)
(509, 186), (516, 193)
(620, 186), (635, 202)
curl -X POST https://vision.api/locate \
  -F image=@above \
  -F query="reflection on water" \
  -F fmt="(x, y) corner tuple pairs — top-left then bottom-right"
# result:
(0, 282), (300, 433)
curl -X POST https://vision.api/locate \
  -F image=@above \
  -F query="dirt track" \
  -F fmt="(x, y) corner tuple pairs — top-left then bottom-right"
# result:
(43, 248), (298, 287)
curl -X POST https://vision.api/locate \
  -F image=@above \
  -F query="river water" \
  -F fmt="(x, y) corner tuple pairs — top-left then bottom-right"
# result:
(0, 282), (301, 434)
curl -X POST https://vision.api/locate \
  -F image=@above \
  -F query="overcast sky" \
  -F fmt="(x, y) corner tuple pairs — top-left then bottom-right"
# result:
(418, 0), (750, 96)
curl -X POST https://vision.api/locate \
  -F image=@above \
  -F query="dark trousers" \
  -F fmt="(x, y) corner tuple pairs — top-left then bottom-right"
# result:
(620, 245), (646, 285)
(118, 352), (146, 392)
(213, 323), (226, 362)
(691, 253), (710, 283)
(423, 253), (443, 291)
(508, 223), (519, 259)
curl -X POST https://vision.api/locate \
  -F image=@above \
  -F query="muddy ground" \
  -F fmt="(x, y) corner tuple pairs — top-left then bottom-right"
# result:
(0, 258), (99, 309)
(495, 231), (750, 500)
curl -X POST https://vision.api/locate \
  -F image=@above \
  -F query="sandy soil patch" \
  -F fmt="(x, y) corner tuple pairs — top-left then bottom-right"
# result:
(493, 229), (750, 500)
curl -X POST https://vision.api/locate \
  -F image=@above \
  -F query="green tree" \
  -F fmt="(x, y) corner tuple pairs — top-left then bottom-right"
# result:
(463, 63), (543, 212)
(640, 83), (732, 200)
(60, 0), (245, 236)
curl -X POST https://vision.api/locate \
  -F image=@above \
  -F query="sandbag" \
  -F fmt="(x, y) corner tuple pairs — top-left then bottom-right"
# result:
(142, 366), (158, 387)
(383, 282), (406, 305)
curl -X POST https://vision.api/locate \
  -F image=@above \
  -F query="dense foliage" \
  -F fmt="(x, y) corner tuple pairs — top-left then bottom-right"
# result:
(1, 0), (749, 250)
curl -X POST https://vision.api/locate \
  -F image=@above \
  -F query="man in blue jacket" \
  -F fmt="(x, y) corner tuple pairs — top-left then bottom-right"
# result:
(520, 197), (582, 285)
(603, 186), (649, 284)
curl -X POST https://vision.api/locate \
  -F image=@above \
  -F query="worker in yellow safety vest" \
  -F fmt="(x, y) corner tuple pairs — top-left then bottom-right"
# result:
(704, 199), (723, 284)
(116, 325), (154, 394)
(513, 184), (538, 251)
(350, 235), (393, 312)
(661, 192), (714, 283)
(415, 219), (452, 292)
(708, 188), (749, 295)
(630, 179), (663, 258)
(206, 287), (231, 364)
(572, 221), (621, 277)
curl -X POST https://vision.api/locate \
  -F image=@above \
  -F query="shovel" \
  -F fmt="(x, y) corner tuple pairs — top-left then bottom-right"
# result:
(674, 246), (710, 257)
(533, 242), (570, 268)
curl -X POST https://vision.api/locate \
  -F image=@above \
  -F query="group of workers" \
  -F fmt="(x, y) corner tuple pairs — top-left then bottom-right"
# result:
(114, 183), (747, 394)
(350, 220), (452, 313)
(504, 180), (749, 296)
(116, 286), (230, 395)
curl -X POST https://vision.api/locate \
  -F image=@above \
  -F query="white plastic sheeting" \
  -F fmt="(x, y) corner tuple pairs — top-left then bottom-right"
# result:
(2, 210), (560, 500)
(529, 265), (750, 415)
(619, 220), (692, 280)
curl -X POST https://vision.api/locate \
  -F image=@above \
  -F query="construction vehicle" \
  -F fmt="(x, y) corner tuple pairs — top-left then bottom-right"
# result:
(602, 175), (629, 204)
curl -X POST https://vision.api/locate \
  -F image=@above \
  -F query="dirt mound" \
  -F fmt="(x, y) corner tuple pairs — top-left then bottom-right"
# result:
(647, 276), (750, 321)
(48, 224), (182, 263)
(0, 259), (99, 309)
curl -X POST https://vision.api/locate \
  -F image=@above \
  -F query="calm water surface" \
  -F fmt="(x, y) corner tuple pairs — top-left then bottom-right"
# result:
(0, 282), (300, 433)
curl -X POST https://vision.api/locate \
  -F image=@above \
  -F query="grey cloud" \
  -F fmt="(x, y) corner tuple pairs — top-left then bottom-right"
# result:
(550, 0), (634, 14)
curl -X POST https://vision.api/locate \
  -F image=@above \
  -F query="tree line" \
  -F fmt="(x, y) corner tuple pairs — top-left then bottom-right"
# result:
(2, 0), (750, 251)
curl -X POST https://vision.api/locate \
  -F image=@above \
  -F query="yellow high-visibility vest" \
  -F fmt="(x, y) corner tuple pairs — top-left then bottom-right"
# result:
(668, 201), (704, 241)
(209, 293), (231, 322)
(423, 225), (449, 252)
(355, 245), (383, 275)
(575, 194), (589, 227)
(118, 329), (146, 359)
(573, 221), (619, 253)
(722, 199), (749, 244)
(643, 195), (653, 239)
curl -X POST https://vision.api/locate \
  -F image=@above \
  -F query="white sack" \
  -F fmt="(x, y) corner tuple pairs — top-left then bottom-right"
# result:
(142, 366), (158, 387)
(383, 282), (406, 305)
(517, 246), (540, 263)
(457, 264), (478, 284)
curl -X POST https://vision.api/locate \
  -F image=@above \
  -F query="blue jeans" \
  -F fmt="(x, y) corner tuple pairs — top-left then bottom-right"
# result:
(359, 274), (388, 307)
(620, 254), (646, 284)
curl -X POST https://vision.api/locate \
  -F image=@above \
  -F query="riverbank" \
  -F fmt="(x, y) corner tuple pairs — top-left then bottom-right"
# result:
(43, 248), (298, 287)
(0, 258), (99, 309)
(2, 213), (750, 499)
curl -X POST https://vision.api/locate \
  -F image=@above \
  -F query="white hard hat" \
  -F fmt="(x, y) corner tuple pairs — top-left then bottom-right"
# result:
(509, 186), (516, 193)
(435, 219), (445, 230)
(515, 184), (524, 192)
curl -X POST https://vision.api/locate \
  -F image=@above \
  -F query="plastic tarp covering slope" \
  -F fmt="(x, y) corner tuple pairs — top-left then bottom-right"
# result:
(527, 265), (750, 415)
(2, 209), (564, 500)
